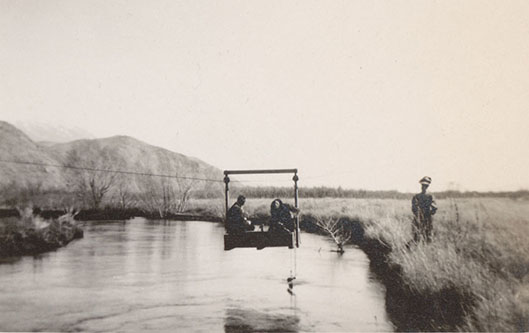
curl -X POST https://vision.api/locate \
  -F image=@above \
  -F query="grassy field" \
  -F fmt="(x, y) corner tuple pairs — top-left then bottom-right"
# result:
(360, 197), (529, 331)
(186, 196), (529, 331)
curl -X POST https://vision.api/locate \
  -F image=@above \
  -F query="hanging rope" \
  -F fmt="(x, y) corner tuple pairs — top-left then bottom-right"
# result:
(287, 247), (298, 297)
(290, 247), (294, 277)
(288, 247), (297, 286)
(294, 248), (298, 277)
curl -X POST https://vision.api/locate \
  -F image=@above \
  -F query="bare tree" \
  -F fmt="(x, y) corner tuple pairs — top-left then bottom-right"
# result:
(113, 179), (134, 210)
(138, 174), (196, 218)
(109, 167), (139, 210)
(65, 146), (117, 209)
(174, 176), (196, 213)
(316, 216), (352, 253)
(139, 177), (175, 218)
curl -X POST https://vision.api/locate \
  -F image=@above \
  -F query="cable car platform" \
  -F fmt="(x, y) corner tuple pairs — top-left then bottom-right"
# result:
(222, 168), (300, 251)
(224, 231), (295, 251)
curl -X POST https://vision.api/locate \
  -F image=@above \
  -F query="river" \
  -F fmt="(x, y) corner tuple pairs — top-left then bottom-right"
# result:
(0, 218), (393, 332)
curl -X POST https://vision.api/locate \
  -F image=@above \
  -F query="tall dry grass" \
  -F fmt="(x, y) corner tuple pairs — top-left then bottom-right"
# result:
(360, 198), (529, 331)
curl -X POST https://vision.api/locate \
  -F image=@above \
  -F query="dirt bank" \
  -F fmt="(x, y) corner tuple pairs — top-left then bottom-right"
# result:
(299, 214), (473, 331)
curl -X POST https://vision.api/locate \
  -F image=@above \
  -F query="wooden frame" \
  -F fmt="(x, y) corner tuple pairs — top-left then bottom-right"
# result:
(223, 168), (300, 248)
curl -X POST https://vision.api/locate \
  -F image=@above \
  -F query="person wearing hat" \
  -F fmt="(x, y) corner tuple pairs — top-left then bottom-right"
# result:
(226, 195), (254, 234)
(412, 176), (438, 242)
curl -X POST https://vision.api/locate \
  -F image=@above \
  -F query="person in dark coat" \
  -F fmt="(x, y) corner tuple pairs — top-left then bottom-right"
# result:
(226, 195), (254, 234)
(269, 198), (299, 234)
(412, 176), (438, 242)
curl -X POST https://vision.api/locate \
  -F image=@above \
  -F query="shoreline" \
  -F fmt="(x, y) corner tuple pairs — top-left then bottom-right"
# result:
(298, 214), (472, 332)
(0, 208), (223, 223)
(0, 207), (220, 259)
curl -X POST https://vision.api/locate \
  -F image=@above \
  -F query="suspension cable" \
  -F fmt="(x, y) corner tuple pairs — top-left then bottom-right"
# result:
(0, 159), (223, 183)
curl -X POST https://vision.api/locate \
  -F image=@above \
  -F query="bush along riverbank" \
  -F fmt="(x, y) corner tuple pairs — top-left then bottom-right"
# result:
(0, 207), (83, 258)
(297, 198), (529, 332)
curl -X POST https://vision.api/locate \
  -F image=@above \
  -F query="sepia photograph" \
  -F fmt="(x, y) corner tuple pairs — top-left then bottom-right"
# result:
(1, 0), (528, 332)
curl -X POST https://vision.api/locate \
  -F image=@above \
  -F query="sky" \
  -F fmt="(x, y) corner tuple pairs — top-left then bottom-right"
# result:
(1, 0), (528, 192)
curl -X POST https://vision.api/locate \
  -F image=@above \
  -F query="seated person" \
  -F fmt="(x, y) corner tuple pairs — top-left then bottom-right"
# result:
(226, 195), (254, 234)
(269, 198), (300, 233)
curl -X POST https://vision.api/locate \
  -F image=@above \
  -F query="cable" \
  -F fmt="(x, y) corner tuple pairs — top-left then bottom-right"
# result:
(292, 245), (297, 278)
(0, 159), (223, 183)
(289, 245), (297, 279)
(290, 247), (294, 277)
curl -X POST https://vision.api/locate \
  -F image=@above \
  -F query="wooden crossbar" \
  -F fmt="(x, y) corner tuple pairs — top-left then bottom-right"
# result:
(224, 169), (297, 175)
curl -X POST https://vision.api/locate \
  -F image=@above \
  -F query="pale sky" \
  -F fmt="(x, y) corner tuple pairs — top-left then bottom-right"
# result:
(1, 0), (528, 192)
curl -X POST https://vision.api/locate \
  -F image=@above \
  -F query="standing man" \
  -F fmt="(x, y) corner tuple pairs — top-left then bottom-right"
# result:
(412, 176), (437, 242)
(226, 195), (254, 234)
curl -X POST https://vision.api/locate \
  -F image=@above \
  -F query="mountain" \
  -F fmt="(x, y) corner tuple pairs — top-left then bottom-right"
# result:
(0, 121), (223, 194)
(14, 120), (95, 143)
(0, 121), (66, 188)
(47, 135), (223, 193)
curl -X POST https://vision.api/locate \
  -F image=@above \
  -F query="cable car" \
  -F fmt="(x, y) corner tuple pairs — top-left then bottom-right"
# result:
(223, 169), (300, 251)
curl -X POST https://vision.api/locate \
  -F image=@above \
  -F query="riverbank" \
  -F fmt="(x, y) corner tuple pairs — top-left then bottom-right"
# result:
(296, 212), (474, 331)
(0, 208), (83, 258)
(303, 198), (529, 331)
(0, 207), (223, 223)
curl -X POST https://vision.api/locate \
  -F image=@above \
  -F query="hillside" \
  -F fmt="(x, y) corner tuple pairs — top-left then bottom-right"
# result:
(0, 121), (66, 188)
(0, 121), (223, 194)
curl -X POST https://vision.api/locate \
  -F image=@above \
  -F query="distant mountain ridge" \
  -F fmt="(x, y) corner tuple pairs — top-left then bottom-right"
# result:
(0, 121), (223, 193)
(14, 120), (96, 143)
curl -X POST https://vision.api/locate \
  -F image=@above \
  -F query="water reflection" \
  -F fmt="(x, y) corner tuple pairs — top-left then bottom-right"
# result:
(224, 307), (300, 333)
(0, 218), (393, 332)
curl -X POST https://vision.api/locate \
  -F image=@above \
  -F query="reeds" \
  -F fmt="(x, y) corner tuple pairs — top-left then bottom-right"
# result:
(359, 198), (529, 331)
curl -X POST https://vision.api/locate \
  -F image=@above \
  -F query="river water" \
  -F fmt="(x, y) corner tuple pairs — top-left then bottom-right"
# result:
(0, 218), (393, 332)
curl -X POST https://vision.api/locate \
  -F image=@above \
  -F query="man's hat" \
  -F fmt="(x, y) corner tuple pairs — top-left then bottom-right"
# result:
(419, 176), (432, 185)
